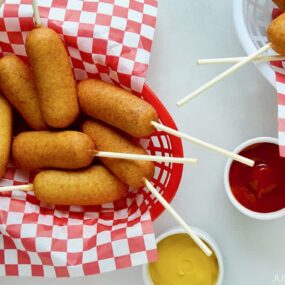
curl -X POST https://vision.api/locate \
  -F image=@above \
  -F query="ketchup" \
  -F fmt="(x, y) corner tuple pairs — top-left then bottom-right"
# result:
(229, 143), (285, 213)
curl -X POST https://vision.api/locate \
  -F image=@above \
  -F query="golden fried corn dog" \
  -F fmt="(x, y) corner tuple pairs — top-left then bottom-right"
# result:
(268, 13), (285, 55)
(0, 55), (46, 130)
(34, 165), (128, 205)
(0, 95), (12, 178)
(82, 120), (155, 188)
(25, 27), (79, 128)
(78, 79), (158, 138)
(12, 131), (94, 170)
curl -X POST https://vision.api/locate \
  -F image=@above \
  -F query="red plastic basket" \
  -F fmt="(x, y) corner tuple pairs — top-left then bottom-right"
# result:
(1, 84), (184, 221)
(0, 83), (184, 277)
(0, 0), (184, 276)
(140, 84), (183, 220)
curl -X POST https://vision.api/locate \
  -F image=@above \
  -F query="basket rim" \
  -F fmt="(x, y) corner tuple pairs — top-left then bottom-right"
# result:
(232, 0), (276, 88)
(142, 84), (184, 221)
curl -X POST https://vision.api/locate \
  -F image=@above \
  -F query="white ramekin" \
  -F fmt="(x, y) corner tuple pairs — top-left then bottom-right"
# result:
(224, 137), (285, 220)
(142, 227), (224, 285)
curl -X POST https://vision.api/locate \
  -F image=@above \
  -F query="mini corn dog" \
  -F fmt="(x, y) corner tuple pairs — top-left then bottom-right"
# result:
(33, 165), (128, 205)
(25, 27), (79, 128)
(82, 119), (155, 188)
(12, 131), (94, 170)
(0, 95), (12, 178)
(268, 13), (285, 55)
(78, 79), (158, 138)
(0, 55), (46, 130)
(0, 170), (212, 256)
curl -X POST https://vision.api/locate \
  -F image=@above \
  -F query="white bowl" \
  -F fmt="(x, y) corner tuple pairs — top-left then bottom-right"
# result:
(142, 227), (224, 285)
(224, 136), (285, 220)
(233, 0), (276, 87)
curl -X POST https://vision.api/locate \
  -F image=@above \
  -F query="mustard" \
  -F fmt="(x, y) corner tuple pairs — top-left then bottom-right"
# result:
(148, 234), (219, 285)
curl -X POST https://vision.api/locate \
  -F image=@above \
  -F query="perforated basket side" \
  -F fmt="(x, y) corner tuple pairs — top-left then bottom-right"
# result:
(139, 84), (184, 221)
(233, 0), (275, 86)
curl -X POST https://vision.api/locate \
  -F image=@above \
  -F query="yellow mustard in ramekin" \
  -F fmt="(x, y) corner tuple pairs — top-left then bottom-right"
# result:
(143, 227), (223, 285)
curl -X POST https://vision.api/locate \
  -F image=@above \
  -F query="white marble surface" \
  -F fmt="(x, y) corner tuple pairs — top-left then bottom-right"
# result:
(1, 1), (284, 285)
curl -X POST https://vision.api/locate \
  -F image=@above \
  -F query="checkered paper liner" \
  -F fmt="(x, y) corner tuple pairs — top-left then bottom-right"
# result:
(0, 0), (174, 278)
(0, 161), (158, 277)
(0, 112), (184, 278)
(0, 0), (185, 277)
(272, 64), (285, 156)
(0, 0), (158, 93)
(270, 9), (285, 156)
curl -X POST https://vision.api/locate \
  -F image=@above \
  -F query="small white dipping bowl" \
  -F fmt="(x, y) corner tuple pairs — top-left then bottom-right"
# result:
(224, 137), (285, 220)
(142, 227), (224, 285)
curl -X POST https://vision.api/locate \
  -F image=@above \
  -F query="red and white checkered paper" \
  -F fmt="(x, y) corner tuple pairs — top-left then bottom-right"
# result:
(0, 0), (160, 277)
(271, 63), (285, 156)
(0, 0), (158, 93)
(270, 9), (285, 156)
(0, 161), (158, 277)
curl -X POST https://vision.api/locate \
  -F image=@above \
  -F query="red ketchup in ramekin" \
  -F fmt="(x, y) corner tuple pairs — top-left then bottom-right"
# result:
(229, 142), (285, 213)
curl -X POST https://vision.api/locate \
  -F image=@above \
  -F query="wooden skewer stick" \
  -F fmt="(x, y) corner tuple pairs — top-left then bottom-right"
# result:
(197, 54), (285, 65)
(144, 178), (212, 256)
(0, 184), (33, 193)
(32, 0), (41, 27)
(93, 151), (198, 164)
(177, 43), (272, 106)
(151, 121), (255, 167)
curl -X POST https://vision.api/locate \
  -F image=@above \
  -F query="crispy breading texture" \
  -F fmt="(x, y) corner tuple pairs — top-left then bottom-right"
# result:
(34, 165), (128, 205)
(78, 79), (158, 138)
(0, 95), (12, 178)
(12, 131), (94, 170)
(268, 13), (285, 55)
(82, 119), (155, 188)
(25, 27), (79, 128)
(0, 55), (47, 130)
